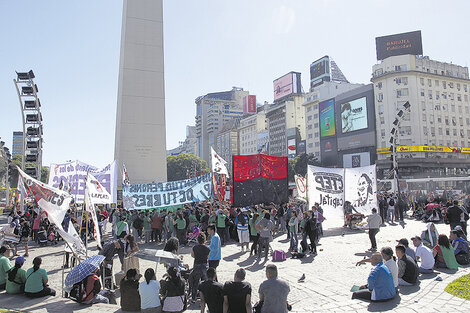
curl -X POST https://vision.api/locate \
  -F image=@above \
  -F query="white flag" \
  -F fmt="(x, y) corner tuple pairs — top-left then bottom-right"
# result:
(85, 173), (112, 249)
(211, 147), (229, 177)
(17, 175), (27, 201)
(17, 167), (86, 258)
(294, 175), (307, 199)
(122, 163), (130, 186)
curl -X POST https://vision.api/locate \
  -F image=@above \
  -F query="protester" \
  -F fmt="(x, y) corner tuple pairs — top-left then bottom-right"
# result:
(99, 239), (124, 288)
(367, 208), (382, 252)
(411, 236), (435, 273)
(198, 267), (223, 313)
(450, 230), (470, 265)
(19, 218), (30, 257)
(120, 268), (141, 311)
(380, 247), (398, 289)
(432, 234), (460, 269)
(420, 222), (439, 249)
(0, 246), (12, 291)
(352, 252), (396, 302)
(395, 245), (419, 286)
(82, 268), (110, 304)
(236, 209), (250, 252)
(24, 257), (56, 297)
(160, 266), (186, 313)
(152, 210), (163, 243)
(387, 196), (396, 223)
(189, 233), (210, 303)
(256, 213), (275, 259)
(207, 225), (221, 270)
(175, 213), (187, 246)
(447, 200), (463, 230)
(116, 216), (129, 239)
(222, 268), (252, 313)
(216, 210), (227, 246)
(6, 256), (26, 294)
(139, 268), (162, 313)
(249, 213), (260, 256)
(258, 264), (290, 313)
(143, 212), (153, 244)
(288, 211), (299, 252)
(396, 238), (416, 261)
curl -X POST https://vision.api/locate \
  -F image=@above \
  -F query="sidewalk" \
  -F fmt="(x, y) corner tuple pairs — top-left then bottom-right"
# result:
(1, 214), (469, 312)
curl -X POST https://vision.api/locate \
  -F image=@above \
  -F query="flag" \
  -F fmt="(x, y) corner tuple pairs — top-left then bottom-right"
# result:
(17, 175), (27, 201)
(85, 173), (112, 249)
(211, 147), (229, 177)
(17, 167), (86, 258)
(122, 163), (130, 186)
(294, 175), (307, 199)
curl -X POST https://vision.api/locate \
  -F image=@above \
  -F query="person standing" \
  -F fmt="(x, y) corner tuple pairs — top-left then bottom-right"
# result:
(222, 268), (252, 313)
(256, 213), (274, 260)
(258, 264), (290, 313)
(175, 213), (187, 246)
(446, 200), (462, 230)
(143, 212), (153, 244)
(249, 213), (260, 256)
(305, 211), (317, 255)
(189, 233), (210, 302)
(208, 225), (221, 270)
(216, 210), (227, 246)
(152, 210), (163, 243)
(236, 210), (250, 252)
(288, 211), (299, 252)
(387, 196), (395, 223)
(367, 208), (382, 252)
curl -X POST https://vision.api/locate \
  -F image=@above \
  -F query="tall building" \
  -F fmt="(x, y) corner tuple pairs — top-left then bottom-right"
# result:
(114, 0), (167, 184)
(215, 118), (241, 171)
(166, 126), (197, 156)
(372, 54), (470, 179)
(239, 106), (267, 155)
(195, 87), (248, 163)
(12, 131), (24, 157)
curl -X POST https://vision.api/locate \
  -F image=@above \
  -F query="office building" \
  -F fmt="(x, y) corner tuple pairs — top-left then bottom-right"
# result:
(239, 106), (267, 155)
(12, 131), (24, 157)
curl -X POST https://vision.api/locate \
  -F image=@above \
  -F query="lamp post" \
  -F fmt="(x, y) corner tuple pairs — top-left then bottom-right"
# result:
(388, 101), (411, 197)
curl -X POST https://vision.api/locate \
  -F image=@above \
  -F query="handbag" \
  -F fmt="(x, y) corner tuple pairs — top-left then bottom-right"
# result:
(253, 300), (263, 313)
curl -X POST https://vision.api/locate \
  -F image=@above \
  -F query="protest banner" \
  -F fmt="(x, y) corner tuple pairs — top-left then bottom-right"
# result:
(48, 160), (117, 203)
(295, 175), (307, 199)
(344, 165), (377, 215)
(307, 165), (345, 218)
(122, 173), (212, 210)
(18, 168), (86, 258)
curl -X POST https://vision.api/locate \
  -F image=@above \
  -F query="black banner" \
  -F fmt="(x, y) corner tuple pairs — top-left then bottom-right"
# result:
(376, 30), (423, 60)
(232, 177), (288, 207)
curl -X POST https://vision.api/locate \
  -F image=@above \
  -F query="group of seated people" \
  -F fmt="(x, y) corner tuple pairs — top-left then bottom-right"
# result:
(0, 246), (56, 298)
(352, 224), (469, 302)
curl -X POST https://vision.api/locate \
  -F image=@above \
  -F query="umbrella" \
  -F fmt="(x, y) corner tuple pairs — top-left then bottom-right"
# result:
(65, 255), (105, 287)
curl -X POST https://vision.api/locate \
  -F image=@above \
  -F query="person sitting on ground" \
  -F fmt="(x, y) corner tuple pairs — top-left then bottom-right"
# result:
(454, 225), (468, 241)
(24, 257), (56, 297)
(0, 246), (12, 291)
(432, 234), (460, 269)
(82, 268), (110, 304)
(6, 256), (26, 294)
(421, 222), (439, 249)
(259, 264), (290, 313)
(411, 236), (435, 274)
(395, 245), (419, 286)
(198, 267), (224, 313)
(139, 268), (161, 313)
(160, 266), (186, 313)
(356, 247), (398, 289)
(396, 238), (416, 261)
(120, 268), (141, 311)
(450, 230), (470, 265)
(352, 252), (396, 302)
(223, 268), (252, 313)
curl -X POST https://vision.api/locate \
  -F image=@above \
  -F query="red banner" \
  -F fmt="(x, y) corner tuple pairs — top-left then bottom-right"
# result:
(233, 154), (261, 181)
(260, 154), (288, 179)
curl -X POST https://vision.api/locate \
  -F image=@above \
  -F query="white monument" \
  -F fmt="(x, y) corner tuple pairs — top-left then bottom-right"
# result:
(115, 0), (167, 184)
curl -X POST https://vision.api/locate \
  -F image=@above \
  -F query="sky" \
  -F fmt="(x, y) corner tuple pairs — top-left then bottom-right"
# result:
(1, 0), (470, 169)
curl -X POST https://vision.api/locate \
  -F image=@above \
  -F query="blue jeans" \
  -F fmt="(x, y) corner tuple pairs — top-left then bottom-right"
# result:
(290, 229), (298, 251)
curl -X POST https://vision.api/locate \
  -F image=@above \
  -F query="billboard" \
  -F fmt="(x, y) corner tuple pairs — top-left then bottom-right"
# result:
(343, 152), (371, 168)
(319, 99), (335, 137)
(273, 72), (301, 102)
(340, 97), (367, 133)
(310, 56), (330, 88)
(376, 30), (423, 60)
(287, 138), (296, 159)
(337, 132), (376, 151)
(376, 145), (470, 154)
(320, 138), (338, 167)
(297, 140), (306, 155)
(243, 95), (257, 114)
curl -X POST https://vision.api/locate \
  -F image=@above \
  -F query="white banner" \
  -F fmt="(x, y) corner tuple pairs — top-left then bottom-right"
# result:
(294, 175), (307, 199)
(211, 147), (229, 177)
(48, 160), (117, 203)
(307, 165), (345, 219)
(18, 168), (86, 258)
(344, 164), (378, 215)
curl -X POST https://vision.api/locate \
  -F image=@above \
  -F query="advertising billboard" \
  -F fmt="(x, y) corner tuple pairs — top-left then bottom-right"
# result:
(287, 138), (296, 159)
(343, 152), (371, 168)
(319, 98), (335, 138)
(340, 96), (368, 133)
(297, 140), (306, 155)
(320, 138), (338, 167)
(337, 132), (376, 151)
(376, 30), (423, 60)
(310, 56), (330, 88)
(273, 72), (301, 102)
(376, 145), (470, 154)
(243, 95), (257, 114)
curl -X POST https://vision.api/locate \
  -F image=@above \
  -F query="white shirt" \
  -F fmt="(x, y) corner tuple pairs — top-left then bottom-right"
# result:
(139, 280), (161, 309)
(385, 258), (398, 288)
(415, 243), (435, 269)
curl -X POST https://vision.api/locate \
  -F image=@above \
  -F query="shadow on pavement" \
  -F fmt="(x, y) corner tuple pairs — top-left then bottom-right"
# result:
(398, 281), (421, 295)
(323, 227), (364, 238)
(419, 272), (438, 280)
(367, 294), (401, 312)
(223, 251), (245, 262)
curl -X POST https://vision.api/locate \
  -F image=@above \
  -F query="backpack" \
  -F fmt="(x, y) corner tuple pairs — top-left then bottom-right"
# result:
(69, 278), (88, 303)
(272, 250), (286, 262)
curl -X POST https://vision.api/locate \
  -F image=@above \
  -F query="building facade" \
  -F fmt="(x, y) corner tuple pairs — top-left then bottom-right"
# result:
(372, 55), (470, 180)
(215, 118), (240, 171)
(238, 106), (267, 155)
(195, 87), (248, 163)
(12, 131), (24, 157)
(114, 0), (167, 184)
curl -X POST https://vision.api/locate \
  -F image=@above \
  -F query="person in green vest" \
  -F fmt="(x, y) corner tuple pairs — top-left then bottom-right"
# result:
(249, 213), (260, 256)
(116, 216), (129, 239)
(216, 210), (227, 246)
(209, 211), (217, 226)
(189, 211), (198, 232)
(176, 213), (187, 246)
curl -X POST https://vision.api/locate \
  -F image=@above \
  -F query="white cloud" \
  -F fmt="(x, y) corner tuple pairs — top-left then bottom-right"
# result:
(272, 5), (296, 34)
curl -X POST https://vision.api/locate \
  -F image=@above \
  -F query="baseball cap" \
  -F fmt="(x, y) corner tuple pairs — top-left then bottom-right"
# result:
(454, 225), (463, 232)
(15, 256), (26, 265)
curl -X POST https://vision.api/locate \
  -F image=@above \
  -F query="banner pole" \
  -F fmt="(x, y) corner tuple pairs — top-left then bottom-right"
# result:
(61, 251), (65, 297)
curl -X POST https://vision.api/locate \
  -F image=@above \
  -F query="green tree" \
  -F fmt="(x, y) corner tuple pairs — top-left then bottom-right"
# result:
(288, 153), (320, 181)
(41, 166), (49, 184)
(167, 154), (209, 181)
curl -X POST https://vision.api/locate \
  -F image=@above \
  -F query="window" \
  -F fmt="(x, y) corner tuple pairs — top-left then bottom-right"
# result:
(377, 93), (383, 102)
(465, 84), (468, 92)
(314, 132), (319, 138)
(442, 92), (447, 99)
(465, 95), (468, 102)
(381, 130), (385, 137)
(422, 114), (426, 122)
(467, 118), (470, 126)
(446, 129), (450, 135)
(435, 80), (439, 86)
(445, 117), (449, 126)
(307, 124), (312, 130)
(459, 117), (463, 126)
(428, 79), (432, 87)
(307, 115), (312, 121)
(397, 88), (409, 97)
(449, 82), (454, 89)
(378, 104), (384, 114)
(306, 106), (312, 112)
(314, 123), (319, 128)
(308, 143), (313, 148)
(420, 78), (424, 85)
(437, 117), (442, 123)
(451, 105), (455, 113)
(377, 82), (382, 89)
(420, 89), (425, 97)
(380, 117), (385, 125)
(443, 81), (447, 89)
(436, 91), (440, 100)
(395, 65), (407, 71)
(458, 94), (462, 101)
(308, 134), (313, 139)
(457, 83), (461, 91)
(459, 106), (463, 114)
(315, 142), (320, 147)
(453, 129), (457, 136)
(375, 69), (383, 76)
(438, 128), (443, 135)
(435, 104), (441, 111)
(450, 93), (455, 100)
(428, 91), (433, 100)
(430, 115), (434, 123)
(313, 114), (318, 119)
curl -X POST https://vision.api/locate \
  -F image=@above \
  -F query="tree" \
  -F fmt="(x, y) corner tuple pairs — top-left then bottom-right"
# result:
(167, 154), (209, 181)
(288, 153), (320, 181)
(41, 166), (49, 184)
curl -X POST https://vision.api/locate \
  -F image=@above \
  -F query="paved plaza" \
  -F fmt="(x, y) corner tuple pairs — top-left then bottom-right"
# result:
(1, 214), (470, 313)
